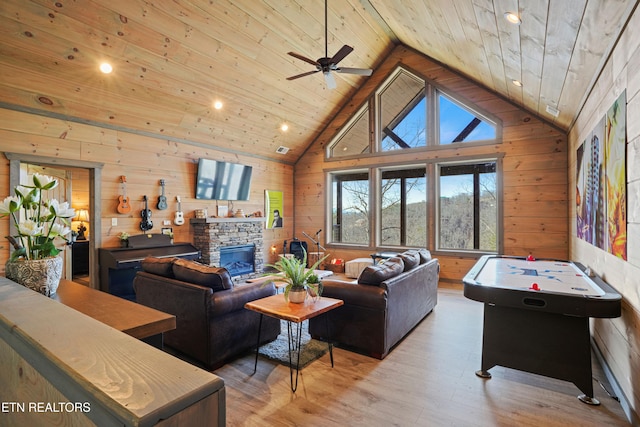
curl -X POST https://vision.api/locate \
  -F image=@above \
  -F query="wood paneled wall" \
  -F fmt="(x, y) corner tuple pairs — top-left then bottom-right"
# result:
(0, 109), (294, 276)
(295, 45), (568, 283)
(568, 8), (640, 421)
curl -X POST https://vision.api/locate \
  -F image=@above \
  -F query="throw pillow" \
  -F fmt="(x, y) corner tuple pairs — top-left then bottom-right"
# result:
(398, 251), (420, 271)
(172, 259), (234, 291)
(141, 256), (177, 277)
(359, 256), (404, 286)
(417, 249), (432, 264)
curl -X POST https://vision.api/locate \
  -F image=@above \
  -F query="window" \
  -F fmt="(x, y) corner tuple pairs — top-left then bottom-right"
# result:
(329, 105), (370, 158)
(380, 167), (427, 246)
(438, 93), (496, 144)
(438, 162), (497, 251)
(378, 70), (427, 151)
(330, 171), (370, 244)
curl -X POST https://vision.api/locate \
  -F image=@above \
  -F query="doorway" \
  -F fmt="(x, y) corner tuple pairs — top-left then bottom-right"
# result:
(5, 153), (104, 289)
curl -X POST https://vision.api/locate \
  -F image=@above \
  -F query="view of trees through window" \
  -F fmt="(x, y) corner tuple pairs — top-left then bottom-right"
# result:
(381, 168), (427, 246)
(439, 162), (497, 251)
(331, 172), (369, 244)
(327, 66), (500, 253)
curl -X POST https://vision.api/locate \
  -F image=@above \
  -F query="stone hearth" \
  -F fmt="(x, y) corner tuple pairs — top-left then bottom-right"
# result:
(191, 217), (265, 282)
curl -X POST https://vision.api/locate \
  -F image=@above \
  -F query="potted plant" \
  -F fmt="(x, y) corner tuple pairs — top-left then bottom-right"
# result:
(1, 173), (76, 296)
(118, 231), (130, 248)
(264, 248), (328, 303)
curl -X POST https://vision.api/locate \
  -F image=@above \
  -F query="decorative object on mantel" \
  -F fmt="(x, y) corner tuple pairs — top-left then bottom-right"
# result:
(263, 248), (329, 303)
(234, 209), (245, 218)
(194, 208), (207, 219)
(1, 173), (76, 296)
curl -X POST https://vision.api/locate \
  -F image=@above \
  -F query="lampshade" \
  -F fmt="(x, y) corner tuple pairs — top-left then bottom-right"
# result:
(76, 209), (89, 222)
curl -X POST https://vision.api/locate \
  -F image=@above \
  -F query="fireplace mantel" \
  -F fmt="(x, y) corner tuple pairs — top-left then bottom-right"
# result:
(190, 217), (266, 224)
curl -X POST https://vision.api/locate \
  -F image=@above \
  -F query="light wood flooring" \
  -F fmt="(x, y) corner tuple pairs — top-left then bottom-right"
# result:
(212, 284), (630, 426)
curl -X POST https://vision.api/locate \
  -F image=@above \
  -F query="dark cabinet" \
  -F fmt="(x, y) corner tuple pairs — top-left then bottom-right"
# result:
(72, 240), (90, 277)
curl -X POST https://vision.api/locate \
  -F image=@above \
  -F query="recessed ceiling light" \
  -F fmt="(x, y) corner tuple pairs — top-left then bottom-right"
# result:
(280, 123), (289, 132)
(504, 12), (521, 25)
(99, 62), (113, 74)
(512, 79), (523, 87)
(213, 100), (223, 110)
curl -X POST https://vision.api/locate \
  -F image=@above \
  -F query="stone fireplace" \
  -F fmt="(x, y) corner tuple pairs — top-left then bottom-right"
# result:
(191, 217), (265, 282)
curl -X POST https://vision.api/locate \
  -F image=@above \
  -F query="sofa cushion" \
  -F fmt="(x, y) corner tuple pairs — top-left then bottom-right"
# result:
(398, 251), (420, 271)
(141, 256), (177, 278)
(358, 256), (404, 286)
(172, 259), (234, 291)
(417, 249), (432, 264)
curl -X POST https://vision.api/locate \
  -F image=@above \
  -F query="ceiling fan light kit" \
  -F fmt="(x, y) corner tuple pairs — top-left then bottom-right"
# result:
(287, 0), (372, 89)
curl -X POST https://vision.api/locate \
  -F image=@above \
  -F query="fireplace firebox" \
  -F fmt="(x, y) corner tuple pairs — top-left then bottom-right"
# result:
(220, 244), (255, 277)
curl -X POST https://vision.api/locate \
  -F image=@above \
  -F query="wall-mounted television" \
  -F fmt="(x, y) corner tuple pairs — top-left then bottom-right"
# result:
(195, 158), (253, 201)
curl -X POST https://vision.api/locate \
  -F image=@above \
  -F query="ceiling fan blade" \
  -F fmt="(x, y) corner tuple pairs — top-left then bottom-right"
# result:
(287, 70), (320, 81)
(336, 67), (373, 76)
(330, 45), (354, 65)
(288, 51), (319, 66)
(323, 71), (337, 89)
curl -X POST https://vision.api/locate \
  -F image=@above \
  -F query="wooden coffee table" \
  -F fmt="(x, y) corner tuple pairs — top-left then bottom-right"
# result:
(53, 280), (176, 348)
(245, 294), (343, 392)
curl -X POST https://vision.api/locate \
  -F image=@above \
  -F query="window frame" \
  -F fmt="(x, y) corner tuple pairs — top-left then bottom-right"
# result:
(435, 157), (503, 256)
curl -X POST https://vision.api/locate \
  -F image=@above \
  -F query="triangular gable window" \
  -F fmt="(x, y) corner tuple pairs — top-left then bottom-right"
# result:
(329, 105), (370, 158)
(438, 92), (496, 144)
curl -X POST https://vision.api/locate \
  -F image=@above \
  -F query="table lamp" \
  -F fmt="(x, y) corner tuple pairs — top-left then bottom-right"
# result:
(76, 209), (89, 240)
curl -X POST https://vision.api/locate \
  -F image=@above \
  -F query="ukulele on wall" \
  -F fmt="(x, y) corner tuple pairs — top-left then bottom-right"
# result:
(174, 196), (185, 226)
(157, 179), (168, 210)
(116, 176), (132, 214)
(140, 195), (153, 231)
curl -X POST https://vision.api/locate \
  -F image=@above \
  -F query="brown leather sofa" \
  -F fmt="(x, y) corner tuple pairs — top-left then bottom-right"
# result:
(309, 249), (439, 359)
(133, 257), (280, 370)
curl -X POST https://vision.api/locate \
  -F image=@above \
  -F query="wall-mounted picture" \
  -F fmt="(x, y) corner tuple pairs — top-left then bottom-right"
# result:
(265, 190), (283, 229)
(576, 91), (626, 260)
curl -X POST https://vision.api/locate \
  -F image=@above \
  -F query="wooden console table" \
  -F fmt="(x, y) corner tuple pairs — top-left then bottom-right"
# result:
(53, 279), (175, 348)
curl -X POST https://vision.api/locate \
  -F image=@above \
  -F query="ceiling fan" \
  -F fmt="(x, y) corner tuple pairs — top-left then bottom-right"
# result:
(286, 0), (373, 89)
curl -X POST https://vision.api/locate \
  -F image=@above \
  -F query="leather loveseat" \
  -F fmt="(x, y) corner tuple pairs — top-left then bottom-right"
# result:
(133, 257), (280, 370)
(309, 249), (438, 359)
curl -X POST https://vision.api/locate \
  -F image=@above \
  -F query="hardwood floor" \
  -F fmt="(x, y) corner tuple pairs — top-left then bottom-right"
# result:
(213, 285), (630, 426)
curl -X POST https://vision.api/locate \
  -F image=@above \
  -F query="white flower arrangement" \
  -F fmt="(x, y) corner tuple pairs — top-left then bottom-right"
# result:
(1, 173), (75, 261)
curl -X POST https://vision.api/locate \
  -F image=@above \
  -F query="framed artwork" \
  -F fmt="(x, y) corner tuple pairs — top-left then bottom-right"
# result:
(265, 190), (283, 229)
(576, 91), (626, 260)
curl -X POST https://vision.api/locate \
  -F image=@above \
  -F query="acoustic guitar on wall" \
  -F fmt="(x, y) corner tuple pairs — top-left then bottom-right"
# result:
(157, 179), (168, 210)
(116, 176), (132, 214)
(140, 195), (153, 231)
(174, 196), (185, 226)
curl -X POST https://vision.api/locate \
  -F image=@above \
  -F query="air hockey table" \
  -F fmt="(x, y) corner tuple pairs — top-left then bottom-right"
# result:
(463, 255), (621, 405)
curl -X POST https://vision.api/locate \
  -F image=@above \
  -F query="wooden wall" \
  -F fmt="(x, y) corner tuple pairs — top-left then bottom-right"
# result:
(0, 108), (294, 279)
(568, 7), (640, 421)
(295, 45), (568, 283)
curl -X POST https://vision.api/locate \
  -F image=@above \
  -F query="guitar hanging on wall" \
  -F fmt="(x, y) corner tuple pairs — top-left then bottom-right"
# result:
(116, 176), (132, 214)
(157, 179), (168, 210)
(174, 196), (185, 226)
(140, 195), (153, 231)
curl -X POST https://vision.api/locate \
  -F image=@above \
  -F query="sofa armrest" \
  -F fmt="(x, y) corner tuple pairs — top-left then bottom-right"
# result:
(210, 281), (276, 316)
(319, 279), (387, 310)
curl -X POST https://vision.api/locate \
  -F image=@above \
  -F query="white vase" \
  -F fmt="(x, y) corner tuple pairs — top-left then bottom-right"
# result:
(5, 256), (63, 297)
(287, 288), (307, 304)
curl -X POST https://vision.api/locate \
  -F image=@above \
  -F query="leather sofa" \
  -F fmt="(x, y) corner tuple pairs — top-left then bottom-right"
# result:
(133, 257), (280, 370)
(309, 249), (439, 359)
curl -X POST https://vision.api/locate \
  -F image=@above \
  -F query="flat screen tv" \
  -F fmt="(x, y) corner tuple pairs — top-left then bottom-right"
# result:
(195, 158), (253, 201)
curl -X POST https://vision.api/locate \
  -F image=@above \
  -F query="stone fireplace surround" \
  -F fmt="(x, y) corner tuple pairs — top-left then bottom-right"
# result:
(191, 217), (265, 283)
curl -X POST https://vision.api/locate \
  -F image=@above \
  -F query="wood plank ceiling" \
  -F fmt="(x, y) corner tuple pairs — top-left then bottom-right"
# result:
(0, 0), (635, 164)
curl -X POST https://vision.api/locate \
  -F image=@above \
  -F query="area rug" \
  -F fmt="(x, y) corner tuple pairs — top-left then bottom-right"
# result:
(258, 320), (328, 368)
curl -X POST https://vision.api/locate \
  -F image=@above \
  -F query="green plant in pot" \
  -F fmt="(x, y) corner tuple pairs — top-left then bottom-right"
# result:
(265, 248), (328, 303)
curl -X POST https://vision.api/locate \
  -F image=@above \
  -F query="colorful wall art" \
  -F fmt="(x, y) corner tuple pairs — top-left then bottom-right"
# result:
(576, 91), (627, 260)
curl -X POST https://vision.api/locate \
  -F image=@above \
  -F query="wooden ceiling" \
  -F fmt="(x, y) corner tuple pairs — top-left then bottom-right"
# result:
(0, 0), (635, 164)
